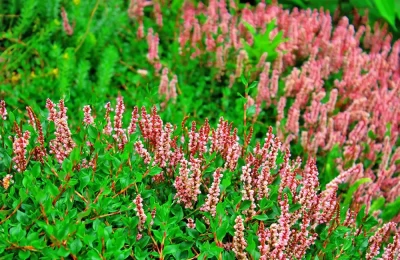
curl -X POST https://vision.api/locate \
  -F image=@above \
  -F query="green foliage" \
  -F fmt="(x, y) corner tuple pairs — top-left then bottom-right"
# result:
(0, 0), (399, 258)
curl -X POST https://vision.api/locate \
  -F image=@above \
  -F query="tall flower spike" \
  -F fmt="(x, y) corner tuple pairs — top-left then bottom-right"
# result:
(103, 102), (113, 135)
(49, 99), (76, 164)
(240, 164), (256, 217)
(113, 96), (127, 150)
(46, 98), (57, 122)
(201, 168), (223, 216)
(26, 106), (36, 130)
(83, 105), (94, 126)
(61, 7), (73, 36)
(133, 194), (147, 232)
(0, 100), (7, 120)
(27, 106), (46, 163)
(12, 130), (31, 172)
(2, 174), (13, 190)
(367, 222), (397, 260)
(233, 215), (248, 260)
(134, 141), (151, 164)
(128, 106), (139, 135)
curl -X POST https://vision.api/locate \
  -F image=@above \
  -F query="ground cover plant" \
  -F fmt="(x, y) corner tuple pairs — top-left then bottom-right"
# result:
(0, 99), (399, 259)
(0, 0), (400, 259)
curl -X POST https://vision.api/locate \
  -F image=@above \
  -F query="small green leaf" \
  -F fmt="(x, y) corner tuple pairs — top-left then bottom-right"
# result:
(239, 200), (251, 211)
(163, 245), (180, 256)
(149, 167), (162, 176)
(16, 210), (29, 225)
(135, 172), (143, 182)
(216, 220), (229, 241)
(195, 218), (207, 233)
(18, 250), (31, 260)
(252, 214), (268, 221)
(343, 178), (371, 206)
(369, 197), (385, 214)
(70, 238), (83, 255)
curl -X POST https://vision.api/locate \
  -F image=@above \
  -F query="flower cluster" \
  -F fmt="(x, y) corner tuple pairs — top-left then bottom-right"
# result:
(133, 194), (147, 233)
(0, 100), (7, 120)
(0, 98), (399, 258)
(243, 3), (400, 212)
(12, 126), (30, 173)
(135, 0), (400, 218)
(83, 105), (94, 126)
(47, 99), (76, 164)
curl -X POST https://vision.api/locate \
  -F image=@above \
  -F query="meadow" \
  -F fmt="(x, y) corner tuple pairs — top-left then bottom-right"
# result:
(0, 0), (399, 259)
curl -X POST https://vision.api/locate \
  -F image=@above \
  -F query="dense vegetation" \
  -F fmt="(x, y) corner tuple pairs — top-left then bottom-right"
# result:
(0, 0), (399, 259)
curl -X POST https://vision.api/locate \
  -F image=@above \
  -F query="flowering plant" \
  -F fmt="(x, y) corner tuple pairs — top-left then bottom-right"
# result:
(0, 99), (399, 259)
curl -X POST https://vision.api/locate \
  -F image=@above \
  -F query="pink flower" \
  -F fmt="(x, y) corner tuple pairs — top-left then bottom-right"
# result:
(135, 141), (151, 164)
(61, 7), (73, 36)
(83, 105), (94, 126)
(112, 96), (127, 150)
(233, 215), (247, 260)
(0, 100), (7, 120)
(187, 218), (196, 229)
(128, 106), (139, 135)
(12, 130), (30, 172)
(133, 194), (147, 232)
(367, 222), (397, 260)
(103, 102), (113, 135)
(2, 174), (13, 190)
(240, 164), (256, 217)
(201, 168), (223, 216)
(48, 99), (76, 163)
(46, 99), (57, 122)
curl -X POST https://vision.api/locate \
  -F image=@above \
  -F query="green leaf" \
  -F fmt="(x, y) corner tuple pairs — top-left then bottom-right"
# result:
(240, 74), (248, 86)
(16, 210), (29, 225)
(216, 220), (229, 241)
(372, 0), (397, 31)
(163, 245), (180, 256)
(259, 198), (273, 210)
(221, 174), (231, 191)
(239, 200), (251, 211)
(70, 238), (83, 255)
(252, 214), (268, 221)
(343, 178), (371, 207)
(135, 172), (143, 182)
(369, 197), (385, 214)
(382, 197), (400, 221)
(216, 202), (225, 216)
(196, 218), (207, 233)
(149, 167), (162, 176)
(88, 125), (98, 139)
(368, 130), (377, 140)
(289, 203), (301, 213)
(18, 250), (31, 260)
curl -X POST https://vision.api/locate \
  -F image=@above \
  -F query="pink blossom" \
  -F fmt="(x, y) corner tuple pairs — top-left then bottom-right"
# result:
(61, 7), (73, 36)
(103, 102), (113, 135)
(83, 105), (94, 126)
(2, 174), (13, 190)
(187, 218), (196, 229)
(135, 141), (151, 164)
(233, 215), (247, 260)
(48, 99), (76, 164)
(0, 100), (7, 120)
(201, 168), (223, 216)
(128, 106), (139, 135)
(133, 194), (147, 232)
(12, 130), (30, 172)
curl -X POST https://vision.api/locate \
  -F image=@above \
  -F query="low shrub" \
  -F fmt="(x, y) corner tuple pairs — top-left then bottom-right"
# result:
(0, 98), (398, 259)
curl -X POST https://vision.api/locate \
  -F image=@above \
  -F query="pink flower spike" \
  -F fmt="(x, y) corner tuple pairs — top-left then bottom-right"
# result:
(0, 100), (7, 120)
(83, 105), (94, 126)
(133, 194), (147, 232)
